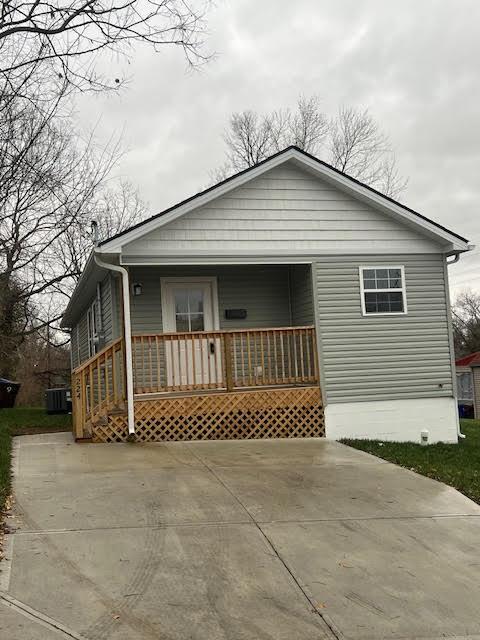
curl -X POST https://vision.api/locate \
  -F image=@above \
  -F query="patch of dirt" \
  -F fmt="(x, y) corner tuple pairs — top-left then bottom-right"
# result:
(0, 494), (14, 560)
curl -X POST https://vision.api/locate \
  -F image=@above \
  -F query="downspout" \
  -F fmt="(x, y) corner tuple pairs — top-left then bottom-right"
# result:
(92, 244), (135, 439)
(446, 251), (465, 439)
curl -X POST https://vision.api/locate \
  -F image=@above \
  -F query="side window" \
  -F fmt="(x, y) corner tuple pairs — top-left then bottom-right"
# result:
(457, 372), (473, 401)
(360, 266), (407, 315)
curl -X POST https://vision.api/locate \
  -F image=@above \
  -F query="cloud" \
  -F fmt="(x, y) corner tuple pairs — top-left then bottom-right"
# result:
(76, 0), (480, 295)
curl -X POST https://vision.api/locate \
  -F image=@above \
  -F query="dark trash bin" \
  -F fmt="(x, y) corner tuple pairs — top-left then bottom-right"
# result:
(0, 378), (21, 408)
(458, 403), (474, 419)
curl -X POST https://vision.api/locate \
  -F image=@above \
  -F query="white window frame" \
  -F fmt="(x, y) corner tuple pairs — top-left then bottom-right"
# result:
(160, 276), (220, 333)
(457, 371), (474, 402)
(359, 265), (408, 316)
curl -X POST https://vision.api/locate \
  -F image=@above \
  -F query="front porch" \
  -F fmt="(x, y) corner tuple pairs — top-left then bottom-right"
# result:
(72, 325), (324, 442)
(71, 263), (325, 442)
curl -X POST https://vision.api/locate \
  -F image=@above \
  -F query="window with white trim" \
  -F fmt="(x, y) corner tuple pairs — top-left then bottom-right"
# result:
(457, 371), (473, 402)
(360, 266), (407, 315)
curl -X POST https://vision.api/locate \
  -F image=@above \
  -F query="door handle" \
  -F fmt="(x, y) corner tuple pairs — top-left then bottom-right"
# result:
(209, 341), (215, 354)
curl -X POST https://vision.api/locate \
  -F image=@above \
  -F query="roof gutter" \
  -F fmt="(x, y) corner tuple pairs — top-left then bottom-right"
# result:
(93, 250), (135, 439)
(446, 244), (475, 265)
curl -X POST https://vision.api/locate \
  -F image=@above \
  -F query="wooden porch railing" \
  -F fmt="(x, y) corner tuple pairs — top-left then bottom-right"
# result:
(71, 337), (125, 438)
(131, 326), (318, 395)
(71, 326), (319, 437)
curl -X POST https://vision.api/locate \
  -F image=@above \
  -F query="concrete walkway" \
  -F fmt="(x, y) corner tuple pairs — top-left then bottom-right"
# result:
(1, 432), (480, 640)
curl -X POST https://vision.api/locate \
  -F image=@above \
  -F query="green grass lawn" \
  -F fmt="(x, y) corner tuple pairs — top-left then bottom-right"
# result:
(0, 408), (71, 514)
(342, 419), (480, 505)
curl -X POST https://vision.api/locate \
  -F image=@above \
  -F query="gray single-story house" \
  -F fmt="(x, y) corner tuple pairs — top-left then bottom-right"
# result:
(61, 146), (471, 444)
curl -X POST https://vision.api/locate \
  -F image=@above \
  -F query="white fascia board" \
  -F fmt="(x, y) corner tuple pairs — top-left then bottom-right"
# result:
(102, 148), (469, 254)
(119, 247), (439, 266)
(120, 253), (315, 266)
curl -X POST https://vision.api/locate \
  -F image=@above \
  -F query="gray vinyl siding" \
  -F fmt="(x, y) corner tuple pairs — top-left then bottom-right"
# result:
(313, 254), (454, 403)
(110, 274), (122, 339)
(129, 265), (292, 333)
(123, 162), (442, 257)
(100, 275), (113, 344)
(70, 326), (79, 369)
(77, 312), (90, 363)
(69, 276), (114, 368)
(290, 265), (314, 326)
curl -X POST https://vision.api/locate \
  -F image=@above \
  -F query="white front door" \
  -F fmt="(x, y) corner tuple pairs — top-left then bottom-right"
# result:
(161, 279), (222, 388)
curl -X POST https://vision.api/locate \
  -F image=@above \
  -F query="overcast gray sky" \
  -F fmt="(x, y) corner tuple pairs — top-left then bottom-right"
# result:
(76, 0), (480, 297)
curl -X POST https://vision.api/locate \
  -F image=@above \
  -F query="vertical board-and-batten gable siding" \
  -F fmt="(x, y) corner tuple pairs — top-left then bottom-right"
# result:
(121, 162), (442, 256)
(313, 254), (454, 404)
(128, 265), (293, 334)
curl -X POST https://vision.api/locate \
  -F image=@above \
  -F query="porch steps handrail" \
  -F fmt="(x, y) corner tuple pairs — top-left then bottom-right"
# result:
(72, 336), (124, 375)
(71, 337), (126, 438)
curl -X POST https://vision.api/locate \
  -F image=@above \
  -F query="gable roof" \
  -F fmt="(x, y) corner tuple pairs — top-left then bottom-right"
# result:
(456, 352), (480, 367)
(98, 145), (470, 254)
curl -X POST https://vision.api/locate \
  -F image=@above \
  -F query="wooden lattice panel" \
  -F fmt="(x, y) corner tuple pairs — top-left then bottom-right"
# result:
(92, 386), (324, 443)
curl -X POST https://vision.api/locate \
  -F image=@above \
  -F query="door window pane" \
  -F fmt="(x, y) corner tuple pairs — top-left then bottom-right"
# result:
(175, 314), (189, 332)
(174, 290), (189, 314)
(189, 314), (205, 332)
(172, 286), (206, 332)
(188, 289), (204, 313)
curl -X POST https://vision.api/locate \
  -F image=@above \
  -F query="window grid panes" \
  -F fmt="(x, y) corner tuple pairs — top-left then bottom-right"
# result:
(361, 267), (406, 315)
(174, 288), (205, 332)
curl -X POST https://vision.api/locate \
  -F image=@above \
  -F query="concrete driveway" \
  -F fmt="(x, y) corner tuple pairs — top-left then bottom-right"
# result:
(1, 433), (480, 640)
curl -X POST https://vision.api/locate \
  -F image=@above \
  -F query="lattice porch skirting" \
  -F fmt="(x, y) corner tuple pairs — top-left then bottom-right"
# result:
(92, 386), (324, 443)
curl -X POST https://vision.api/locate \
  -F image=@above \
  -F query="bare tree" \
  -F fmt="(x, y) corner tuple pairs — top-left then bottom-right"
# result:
(215, 96), (407, 198)
(223, 96), (328, 173)
(224, 110), (274, 170)
(0, 0), (211, 90)
(14, 327), (70, 404)
(53, 179), (147, 293)
(329, 107), (406, 196)
(453, 290), (480, 357)
(0, 0), (205, 380)
(0, 78), (129, 376)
